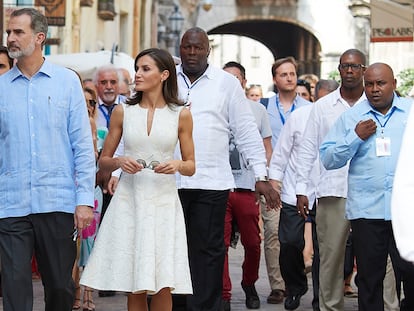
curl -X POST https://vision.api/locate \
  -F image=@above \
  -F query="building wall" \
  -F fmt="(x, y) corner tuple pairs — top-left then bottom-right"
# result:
(47, 0), (136, 56)
(197, 0), (414, 82)
(5, 0), (412, 81)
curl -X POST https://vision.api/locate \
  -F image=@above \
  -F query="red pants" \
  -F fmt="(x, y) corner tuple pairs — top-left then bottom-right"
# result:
(222, 190), (261, 301)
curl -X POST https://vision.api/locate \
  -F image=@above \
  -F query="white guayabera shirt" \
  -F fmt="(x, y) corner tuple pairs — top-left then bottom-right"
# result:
(392, 101), (414, 263)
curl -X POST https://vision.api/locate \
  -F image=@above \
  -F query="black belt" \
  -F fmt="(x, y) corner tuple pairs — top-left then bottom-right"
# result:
(233, 188), (253, 193)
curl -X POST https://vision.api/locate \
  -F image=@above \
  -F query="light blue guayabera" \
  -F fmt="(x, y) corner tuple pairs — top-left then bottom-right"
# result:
(319, 94), (412, 221)
(0, 60), (96, 218)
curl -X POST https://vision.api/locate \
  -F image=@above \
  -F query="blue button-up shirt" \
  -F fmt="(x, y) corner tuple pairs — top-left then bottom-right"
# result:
(319, 94), (412, 220)
(0, 60), (96, 218)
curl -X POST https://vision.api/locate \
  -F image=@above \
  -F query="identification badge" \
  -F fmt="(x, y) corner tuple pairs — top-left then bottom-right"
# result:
(376, 137), (391, 157)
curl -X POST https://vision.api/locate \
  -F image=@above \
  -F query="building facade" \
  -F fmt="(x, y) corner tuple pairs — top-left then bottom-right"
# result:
(1, 0), (414, 90)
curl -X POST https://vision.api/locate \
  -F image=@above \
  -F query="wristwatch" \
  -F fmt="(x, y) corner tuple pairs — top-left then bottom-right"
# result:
(255, 176), (269, 182)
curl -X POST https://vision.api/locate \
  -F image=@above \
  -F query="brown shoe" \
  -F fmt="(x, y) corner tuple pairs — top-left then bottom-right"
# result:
(267, 289), (285, 304)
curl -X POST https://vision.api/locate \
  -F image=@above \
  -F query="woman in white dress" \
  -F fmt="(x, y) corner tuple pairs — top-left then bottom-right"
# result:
(80, 48), (195, 311)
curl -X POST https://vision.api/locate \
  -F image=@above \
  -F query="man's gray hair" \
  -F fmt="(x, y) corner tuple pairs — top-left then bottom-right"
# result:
(93, 64), (119, 84)
(11, 8), (48, 47)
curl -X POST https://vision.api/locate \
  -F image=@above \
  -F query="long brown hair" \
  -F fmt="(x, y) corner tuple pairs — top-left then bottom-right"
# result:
(127, 48), (183, 108)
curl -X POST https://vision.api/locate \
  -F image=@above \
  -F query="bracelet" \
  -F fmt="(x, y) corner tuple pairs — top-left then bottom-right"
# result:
(255, 176), (269, 182)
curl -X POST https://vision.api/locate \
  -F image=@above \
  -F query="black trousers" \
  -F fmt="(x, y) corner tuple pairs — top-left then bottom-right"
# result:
(309, 206), (320, 311)
(278, 201), (308, 296)
(178, 189), (229, 311)
(352, 219), (414, 311)
(0, 212), (76, 311)
(344, 231), (354, 279)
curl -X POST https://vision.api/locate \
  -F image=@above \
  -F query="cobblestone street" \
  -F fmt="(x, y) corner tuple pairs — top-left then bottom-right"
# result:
(0, 246), (359, 311)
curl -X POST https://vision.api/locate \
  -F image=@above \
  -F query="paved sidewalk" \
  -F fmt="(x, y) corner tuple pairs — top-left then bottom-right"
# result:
(0, 246), (359, 310)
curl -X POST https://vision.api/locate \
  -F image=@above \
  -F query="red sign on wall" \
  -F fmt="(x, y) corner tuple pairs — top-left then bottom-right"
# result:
(370, 0), (413, 42)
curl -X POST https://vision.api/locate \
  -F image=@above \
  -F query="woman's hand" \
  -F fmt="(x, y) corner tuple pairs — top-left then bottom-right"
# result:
(154, 160), (183, 174)
(117, 156), (142, 174)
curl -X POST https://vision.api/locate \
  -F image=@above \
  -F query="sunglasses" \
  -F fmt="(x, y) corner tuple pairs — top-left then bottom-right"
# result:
(88, 99), (97, 107)
(136, 159), (160, 170)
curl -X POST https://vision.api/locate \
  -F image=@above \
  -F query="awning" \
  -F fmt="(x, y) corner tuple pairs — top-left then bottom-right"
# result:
(45, 50), (135, 80)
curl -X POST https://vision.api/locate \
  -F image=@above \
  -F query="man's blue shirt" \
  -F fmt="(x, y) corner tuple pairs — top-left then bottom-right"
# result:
(320, 94), (412, 220)
(0, 61), (96, 218)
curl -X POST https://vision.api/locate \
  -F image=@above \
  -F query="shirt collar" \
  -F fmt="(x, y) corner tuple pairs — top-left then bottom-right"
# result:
(9, 58), (52, 82)
(177, 63), (213, 83)
(98, 95), (124, 107)
(362, 92), (409, 116)
(333, 87), (366, 108)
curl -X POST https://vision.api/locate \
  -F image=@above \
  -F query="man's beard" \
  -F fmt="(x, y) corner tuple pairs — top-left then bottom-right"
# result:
(8, 40), (35, 59)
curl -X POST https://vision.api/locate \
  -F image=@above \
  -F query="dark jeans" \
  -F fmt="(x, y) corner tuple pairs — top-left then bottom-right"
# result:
(178, 189), (229, 311)
(0, 212), (76, 311)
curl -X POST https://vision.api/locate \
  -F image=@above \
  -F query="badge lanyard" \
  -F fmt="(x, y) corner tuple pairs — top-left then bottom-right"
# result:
(371, 107), (395, 138)
(99, 105), (114, 128)
(275, 95), (296, 125)
(181, 75), (204, 109)
(371, 107), (395, 157)
(98, 97), (121, 128)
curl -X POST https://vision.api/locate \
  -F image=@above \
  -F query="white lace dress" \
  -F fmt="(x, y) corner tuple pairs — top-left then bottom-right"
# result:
(80, 103), (192, 295)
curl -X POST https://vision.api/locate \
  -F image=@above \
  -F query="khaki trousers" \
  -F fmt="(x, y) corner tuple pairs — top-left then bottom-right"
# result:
(316, 197), (350, 311)
(261, 197), (285, 291)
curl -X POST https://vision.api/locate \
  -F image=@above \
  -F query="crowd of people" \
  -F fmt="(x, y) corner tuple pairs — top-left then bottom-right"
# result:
(0, 7), (413, 311)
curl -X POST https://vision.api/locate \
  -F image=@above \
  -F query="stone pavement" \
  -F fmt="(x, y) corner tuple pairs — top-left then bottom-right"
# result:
(0, 245), (359, 311)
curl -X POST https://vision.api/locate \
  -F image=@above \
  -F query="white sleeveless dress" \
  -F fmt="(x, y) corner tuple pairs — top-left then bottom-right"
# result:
(80, 103), (192, 295)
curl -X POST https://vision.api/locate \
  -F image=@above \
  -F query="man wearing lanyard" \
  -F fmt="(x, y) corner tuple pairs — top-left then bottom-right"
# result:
(94, 64), (126, 298)
(176, 27), (280, 311)
(260, 57), (311, 305)
(320, 63), (414, 311)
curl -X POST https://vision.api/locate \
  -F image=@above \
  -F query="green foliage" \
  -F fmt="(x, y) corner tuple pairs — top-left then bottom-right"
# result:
(326, 68), (414, 97)
(327, 70), (341, 84)
(396, 68), (414, 97)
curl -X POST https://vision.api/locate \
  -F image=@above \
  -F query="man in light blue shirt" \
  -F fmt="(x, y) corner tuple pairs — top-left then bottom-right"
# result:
(320, 63), (414, 311)
(0, 8), (95, 311)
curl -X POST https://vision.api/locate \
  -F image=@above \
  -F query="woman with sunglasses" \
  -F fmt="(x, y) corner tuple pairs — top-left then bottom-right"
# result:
(72, 86), (101, 311)
(84, 87), (99, 160)
(80, 48), (195, 311)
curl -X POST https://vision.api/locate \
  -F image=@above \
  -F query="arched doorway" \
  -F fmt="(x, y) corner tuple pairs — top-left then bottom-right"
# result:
(208, 19), (321, 77)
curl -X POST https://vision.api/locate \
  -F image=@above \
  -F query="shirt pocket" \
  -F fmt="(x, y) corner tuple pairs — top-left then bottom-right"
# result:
(45, 98), (69, 130)
(0, 105), (11, 136)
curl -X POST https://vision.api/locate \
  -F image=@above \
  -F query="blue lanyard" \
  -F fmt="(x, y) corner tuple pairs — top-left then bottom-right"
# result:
(275, 95), (296, 125)
(371, 106), (395, 136)
(98, 97), (121, 128)
(99, 104), (114, 128)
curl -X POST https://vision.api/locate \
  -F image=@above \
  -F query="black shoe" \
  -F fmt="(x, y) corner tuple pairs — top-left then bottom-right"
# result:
(284, 288), (307, 310)
(221, 299), (231, 311)
(98, 290), (116, 297)
(241, 283), (260, 309)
